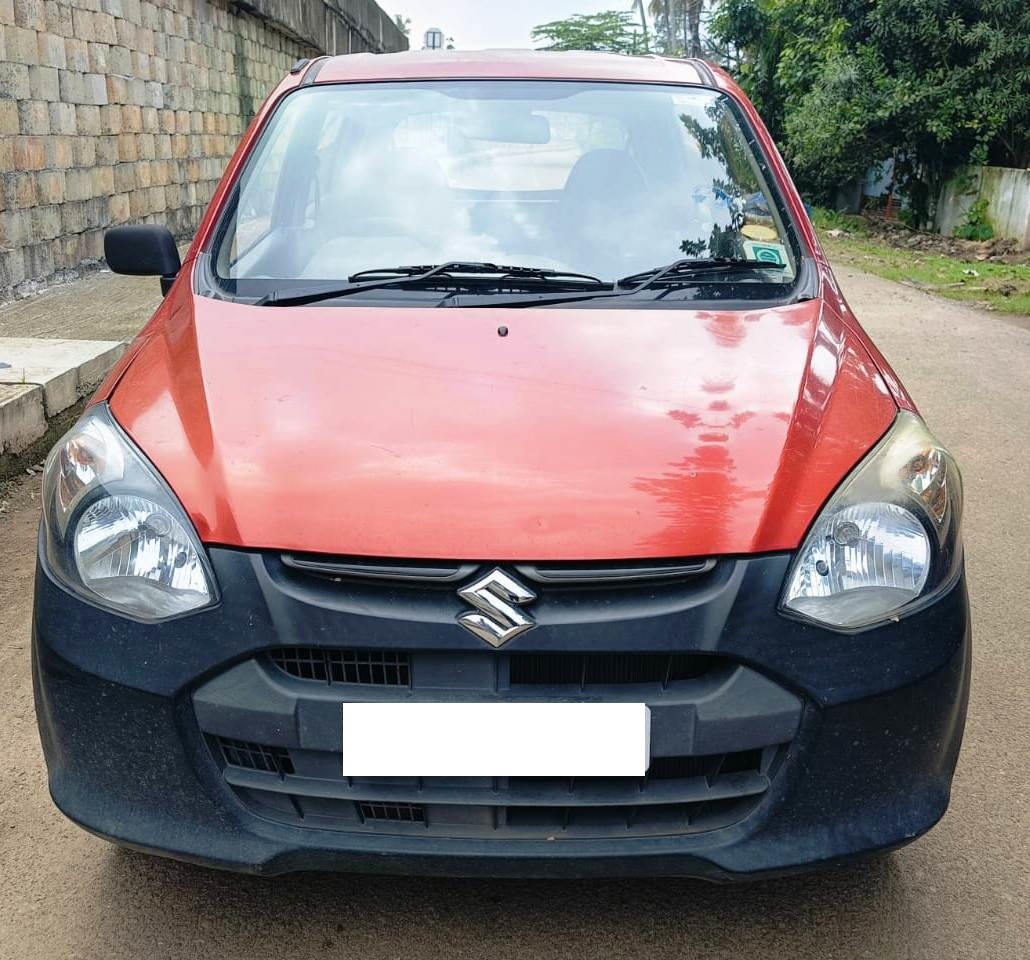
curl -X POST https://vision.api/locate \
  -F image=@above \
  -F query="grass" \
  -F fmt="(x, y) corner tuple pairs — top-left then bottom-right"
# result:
(810, 208), (1030, 317)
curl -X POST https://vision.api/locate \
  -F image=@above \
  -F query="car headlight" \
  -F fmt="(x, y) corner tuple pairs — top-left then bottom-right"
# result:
(780, 411), (963, 631)
(41, 404), (217, 621)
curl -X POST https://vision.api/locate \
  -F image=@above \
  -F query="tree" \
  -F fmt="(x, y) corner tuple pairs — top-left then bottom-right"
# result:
(783, 48), (892, 198)
(649, 0), (674, 53)
(393, 13), (411, 38)
(710, 0), (1030, 222)
(853, 0), (1030, 172)
(531, 11), (649, 54)
(710, 0), (847, 144)
(632, 0), (651, 51)
(685, 0), (703, 57)
(649, 1), (705, 57)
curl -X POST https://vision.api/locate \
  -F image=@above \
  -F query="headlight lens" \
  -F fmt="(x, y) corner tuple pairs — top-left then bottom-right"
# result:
(781, 412), (962, 630)
(42, 405), (216, 621)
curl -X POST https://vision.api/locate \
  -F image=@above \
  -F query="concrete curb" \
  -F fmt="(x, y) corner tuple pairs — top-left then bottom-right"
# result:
(0, 383), (46, 462)
(0, 338), (126, 462)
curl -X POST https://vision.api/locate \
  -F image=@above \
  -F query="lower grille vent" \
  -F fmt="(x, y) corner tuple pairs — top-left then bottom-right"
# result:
(216, 745), (779, 839)
(358, 802), (426, 824)
(504, 797), (749, 833)
(270, 647), (410, 686)
(509, 652), (714, 688)
(216, 737), (294, 776)
(648, 750), (763, 781)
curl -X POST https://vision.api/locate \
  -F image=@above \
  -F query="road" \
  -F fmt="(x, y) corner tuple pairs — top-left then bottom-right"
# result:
(1, 265), (1028, 959)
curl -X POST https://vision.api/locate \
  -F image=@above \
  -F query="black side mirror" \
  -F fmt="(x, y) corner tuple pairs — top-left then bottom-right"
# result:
(104, 225), (181, 295)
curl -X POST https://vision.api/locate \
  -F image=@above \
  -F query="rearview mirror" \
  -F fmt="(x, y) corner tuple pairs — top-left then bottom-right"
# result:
(104, 225), (181, 294)
(459, 111), (551, 145)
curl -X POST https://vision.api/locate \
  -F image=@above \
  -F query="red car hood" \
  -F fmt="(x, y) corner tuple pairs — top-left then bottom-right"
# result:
(109, 294), (897, 560)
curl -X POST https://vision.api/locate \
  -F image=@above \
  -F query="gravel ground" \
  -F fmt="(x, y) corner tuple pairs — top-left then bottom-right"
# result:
(1, 264), (1028, 959)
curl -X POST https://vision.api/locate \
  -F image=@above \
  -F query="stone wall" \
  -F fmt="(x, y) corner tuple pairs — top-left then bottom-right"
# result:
(242, 0), (407, 55)
(0, 0), (407, 301)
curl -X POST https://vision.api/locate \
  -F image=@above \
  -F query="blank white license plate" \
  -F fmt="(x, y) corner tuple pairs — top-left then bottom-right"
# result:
(341, 702), (650, 777)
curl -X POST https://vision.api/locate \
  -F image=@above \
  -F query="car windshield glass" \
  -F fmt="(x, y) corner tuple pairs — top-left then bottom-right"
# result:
(210, 80), (799, 301)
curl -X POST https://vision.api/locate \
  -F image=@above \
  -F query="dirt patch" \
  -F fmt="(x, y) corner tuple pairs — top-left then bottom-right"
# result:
(0, 465), (42, 527)
(835, 215), (1030, 265)
(0, 399), (87, 484)
(817, 212), (1030, 318)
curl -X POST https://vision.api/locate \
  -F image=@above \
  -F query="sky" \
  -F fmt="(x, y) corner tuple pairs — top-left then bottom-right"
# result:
(382, 1), (638, 51)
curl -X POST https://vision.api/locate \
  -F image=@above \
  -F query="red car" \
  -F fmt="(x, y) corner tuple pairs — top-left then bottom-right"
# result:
(33, 51), (968, 879)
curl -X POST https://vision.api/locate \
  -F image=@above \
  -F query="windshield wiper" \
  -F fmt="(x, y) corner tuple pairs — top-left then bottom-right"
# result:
(255, 262), (607, 307)
(448, 258), (787, 309)
(617, 257), (787, 291)
(351, 262), (605, 284)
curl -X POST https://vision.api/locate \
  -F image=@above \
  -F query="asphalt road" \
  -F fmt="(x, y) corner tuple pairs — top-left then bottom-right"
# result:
(1, 265), (1028, 959)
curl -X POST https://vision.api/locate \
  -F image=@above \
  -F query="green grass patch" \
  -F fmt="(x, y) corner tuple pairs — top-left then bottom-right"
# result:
(810, 207), (871, 235)
(811, 208), (1030, 317)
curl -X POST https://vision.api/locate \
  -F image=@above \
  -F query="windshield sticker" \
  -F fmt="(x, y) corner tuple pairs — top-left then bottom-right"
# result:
(743, 239), (788, 266)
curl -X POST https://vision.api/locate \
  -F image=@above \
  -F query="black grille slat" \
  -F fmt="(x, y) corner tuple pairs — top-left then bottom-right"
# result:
(270, 648), (410, 686)
(358, 802), (426, 823)
(281, 554), (477, 584)
(509, 653), (714, 688)
(647, 754), (721, 781)
(216, 737), (294, 776)
(502, 795), (753, 835)
(515, 558), (716, 585)
(717, 748), (764, 775)
(280, 554), (716, 587)
(507, 803), (684, 830)
(223, 751), (768, 806)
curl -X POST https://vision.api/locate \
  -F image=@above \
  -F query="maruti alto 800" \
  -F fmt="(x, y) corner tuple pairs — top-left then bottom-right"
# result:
(33, 50), (969, 879)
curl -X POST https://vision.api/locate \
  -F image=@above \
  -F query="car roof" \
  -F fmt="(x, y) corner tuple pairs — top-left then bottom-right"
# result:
(313, 49), (717, 88)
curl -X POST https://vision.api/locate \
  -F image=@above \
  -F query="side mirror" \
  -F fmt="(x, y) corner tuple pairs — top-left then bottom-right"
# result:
(104, 225), (181, 295)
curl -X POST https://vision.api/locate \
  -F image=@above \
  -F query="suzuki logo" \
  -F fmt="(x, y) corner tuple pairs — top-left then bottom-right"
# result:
(457, 569), (537, 647)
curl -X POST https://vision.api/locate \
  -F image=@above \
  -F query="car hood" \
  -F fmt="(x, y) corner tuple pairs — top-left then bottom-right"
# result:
(109, 293), (897, 560)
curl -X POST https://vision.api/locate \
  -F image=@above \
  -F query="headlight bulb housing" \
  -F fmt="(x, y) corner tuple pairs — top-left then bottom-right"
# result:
(780, 411), (963, 631)
(41, 404), (217, 622)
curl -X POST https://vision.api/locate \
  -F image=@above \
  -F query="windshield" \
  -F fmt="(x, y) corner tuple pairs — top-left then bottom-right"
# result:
(209, 80), (800, 302)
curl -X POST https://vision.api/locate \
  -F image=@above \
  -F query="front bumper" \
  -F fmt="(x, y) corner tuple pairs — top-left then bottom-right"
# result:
(33, 544), (970, 879)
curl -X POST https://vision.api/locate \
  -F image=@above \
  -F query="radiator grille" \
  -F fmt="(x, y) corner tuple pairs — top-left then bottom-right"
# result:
(270, 647), (410, 686)
(509, 652), (714, 688)
(269, 648), (721, 691)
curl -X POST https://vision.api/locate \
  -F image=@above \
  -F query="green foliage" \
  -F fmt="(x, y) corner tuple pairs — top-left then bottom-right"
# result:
(810, 206), (867, 233)
(679, 100), (760, 195)
(711, 0), (1030, 219)
(531, 11), (648, 54)
(711, 0), (847, 143)
(898, 206), (920, 229)
(954, 198), (994, 241)
(783, 51), (887, 196)
(393, 14), (411, 38)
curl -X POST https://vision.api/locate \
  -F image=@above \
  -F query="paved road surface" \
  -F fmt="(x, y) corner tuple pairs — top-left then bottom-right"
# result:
(1, 266), (1028, 959)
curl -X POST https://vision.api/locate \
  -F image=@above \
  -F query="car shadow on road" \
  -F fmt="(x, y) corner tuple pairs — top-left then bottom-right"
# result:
(90, 845), (914, 956)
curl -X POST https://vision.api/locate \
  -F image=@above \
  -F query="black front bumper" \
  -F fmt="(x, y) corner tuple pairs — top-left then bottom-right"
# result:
(32, 544), (970, 878)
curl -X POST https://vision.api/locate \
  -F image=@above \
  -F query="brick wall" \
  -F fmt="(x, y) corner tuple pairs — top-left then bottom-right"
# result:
(0, 0), (406, 301)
